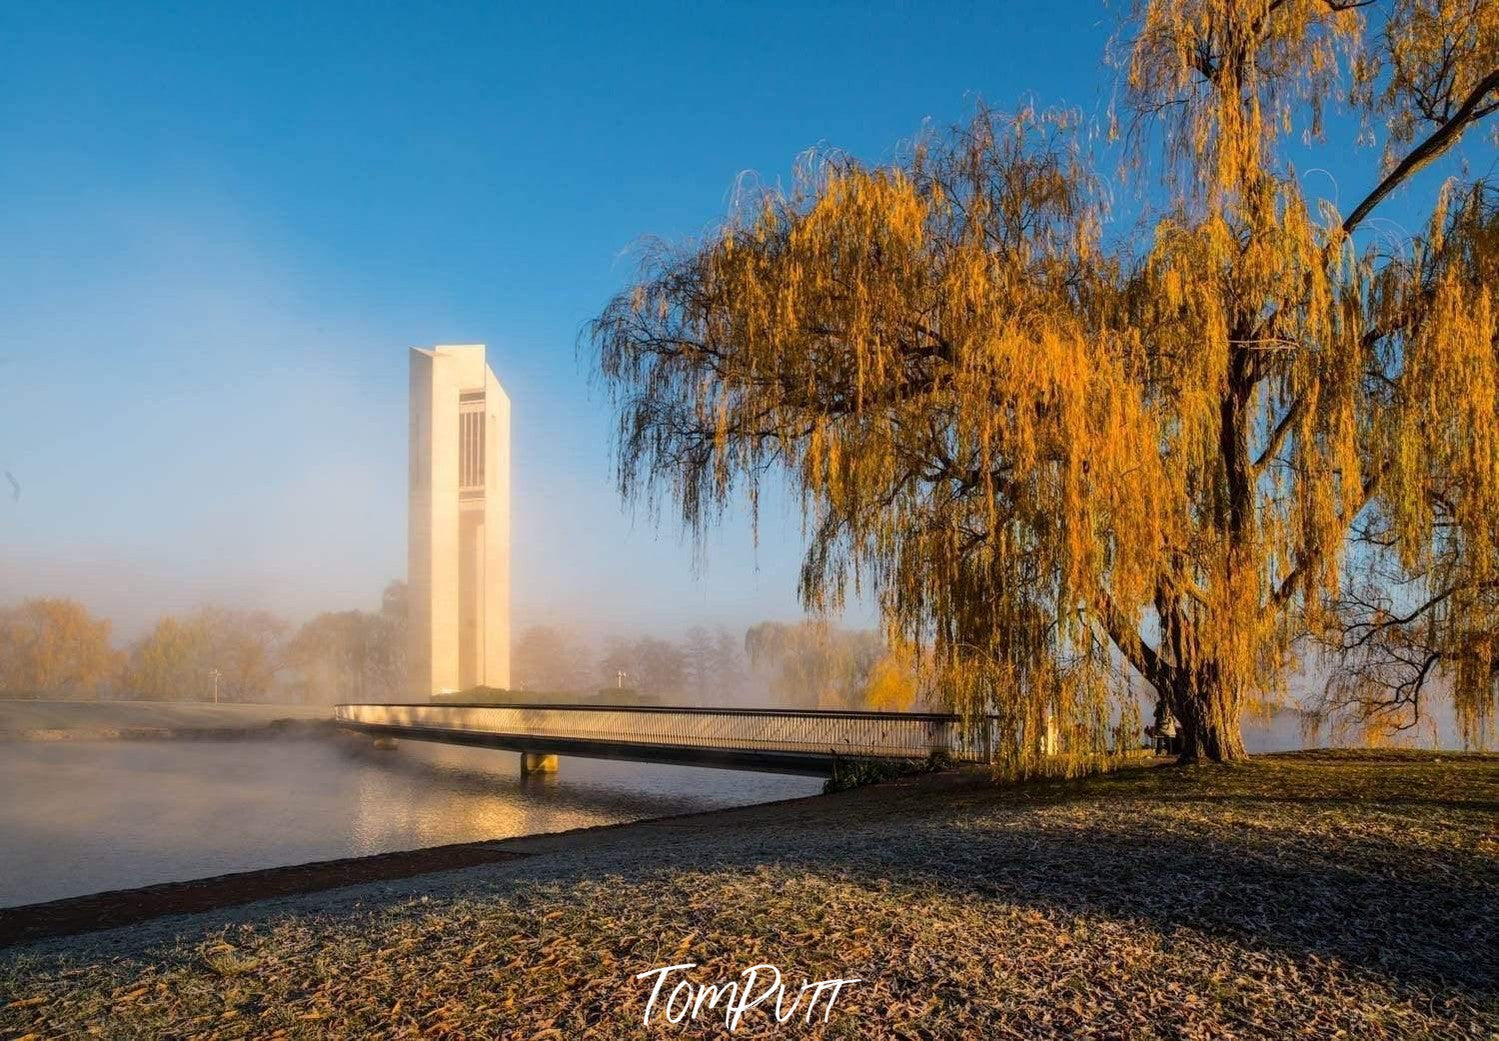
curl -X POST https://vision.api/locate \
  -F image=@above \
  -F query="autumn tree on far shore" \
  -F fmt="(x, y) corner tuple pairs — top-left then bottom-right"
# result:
(745, 621), (918, 711)
(512, 624), (593, 693)
(284, 582), (407, 703)
(0, 598), (120, 697)
(589, 0), (1498, 768)
(126, 607), (286, 702)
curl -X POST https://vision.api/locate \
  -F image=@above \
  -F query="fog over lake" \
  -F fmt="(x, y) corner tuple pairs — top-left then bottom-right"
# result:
(0, 737), (820, 907)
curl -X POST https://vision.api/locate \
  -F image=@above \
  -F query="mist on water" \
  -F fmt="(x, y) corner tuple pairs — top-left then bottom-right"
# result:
(0, 735), (823, 907)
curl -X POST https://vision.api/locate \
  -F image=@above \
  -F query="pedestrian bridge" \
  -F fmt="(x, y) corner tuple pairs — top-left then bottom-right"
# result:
(334, 702), (995, 775)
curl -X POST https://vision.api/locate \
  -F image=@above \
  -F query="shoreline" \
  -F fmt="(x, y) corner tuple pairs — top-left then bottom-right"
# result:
(3, 750), (1494, 1038)
(0, 838), (526, 948)
(0, 717), (338, 743)
(3, 749), (1488, 951)
(2, 749), (1476, 951)
(0, 782), (839, 950)
(0, 699), (333, 741)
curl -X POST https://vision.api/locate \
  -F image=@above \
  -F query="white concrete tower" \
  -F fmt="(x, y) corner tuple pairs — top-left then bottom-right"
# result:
(408, 345), (511, 695)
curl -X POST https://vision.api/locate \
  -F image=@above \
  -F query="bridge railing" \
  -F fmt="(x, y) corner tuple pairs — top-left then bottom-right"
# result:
(334, 703), (994, 763)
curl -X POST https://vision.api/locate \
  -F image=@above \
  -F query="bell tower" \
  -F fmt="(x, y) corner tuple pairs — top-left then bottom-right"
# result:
(408, 344), (511, 695)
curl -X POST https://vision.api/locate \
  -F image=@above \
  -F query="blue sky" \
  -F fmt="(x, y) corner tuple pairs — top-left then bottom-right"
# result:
(0, 2), (1479, 644)
(0, 1), (1117, 639)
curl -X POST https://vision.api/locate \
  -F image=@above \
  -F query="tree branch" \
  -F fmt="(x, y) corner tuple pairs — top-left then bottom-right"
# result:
(1094, 591), (1170, 694)
(1274, 466), (1386, 606)
(1253, 393), (1307, 471)
(1342, 67), (1499, 236)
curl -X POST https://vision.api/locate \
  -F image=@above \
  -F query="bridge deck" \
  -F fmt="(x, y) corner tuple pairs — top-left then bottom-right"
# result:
(334, 703), (994, 775)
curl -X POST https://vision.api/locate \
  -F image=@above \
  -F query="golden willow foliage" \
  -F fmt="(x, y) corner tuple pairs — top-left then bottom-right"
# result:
(596, 116), (1160, 776)
(1315, 183), (1499, 746)
(591, 0), (1499, 769)
(1119, 0), (1498, 753)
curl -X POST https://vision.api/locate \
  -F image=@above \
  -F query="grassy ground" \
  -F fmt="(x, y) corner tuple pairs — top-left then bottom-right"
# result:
(2, 750), (1494, 1039)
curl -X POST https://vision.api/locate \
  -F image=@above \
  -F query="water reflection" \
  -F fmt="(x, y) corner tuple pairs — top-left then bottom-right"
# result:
(0, 737), (821, 907)
(3, 717), (1332, 908)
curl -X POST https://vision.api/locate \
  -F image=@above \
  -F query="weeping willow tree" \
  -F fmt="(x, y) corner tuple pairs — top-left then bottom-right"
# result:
(588, 0), (1499, 769)
(1312, 187), (1499, 746)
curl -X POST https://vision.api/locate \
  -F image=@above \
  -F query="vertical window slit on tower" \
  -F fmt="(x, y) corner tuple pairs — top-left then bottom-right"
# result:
(459, 392), (485, 491)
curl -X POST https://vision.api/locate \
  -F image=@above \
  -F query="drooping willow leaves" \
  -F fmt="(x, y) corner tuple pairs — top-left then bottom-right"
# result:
(590, 0), (1499, 770)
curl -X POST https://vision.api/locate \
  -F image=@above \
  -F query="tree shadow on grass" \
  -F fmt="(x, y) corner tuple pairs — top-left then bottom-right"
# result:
(1134, 792), (1499, 813)
(635, 764), (1499, 1003)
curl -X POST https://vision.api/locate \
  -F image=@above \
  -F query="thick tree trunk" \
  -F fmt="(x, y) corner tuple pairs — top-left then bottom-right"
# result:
(1099, 589), (1251, 764)
(1171, 679), (1248, 763)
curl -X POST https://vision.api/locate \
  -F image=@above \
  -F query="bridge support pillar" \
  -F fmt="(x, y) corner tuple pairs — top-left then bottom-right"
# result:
(372, 736), (398, 751)
(520, 752), (558, 775)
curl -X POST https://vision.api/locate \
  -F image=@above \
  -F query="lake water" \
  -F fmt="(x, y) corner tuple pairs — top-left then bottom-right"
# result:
(0, 736), (822, 907)
(0, 708), (1350, 908)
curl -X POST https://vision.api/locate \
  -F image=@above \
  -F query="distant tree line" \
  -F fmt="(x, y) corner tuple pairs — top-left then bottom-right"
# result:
(0, 590), (920, 710)
(513, 619), (920, 709)
(0, 583), (408, 704)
